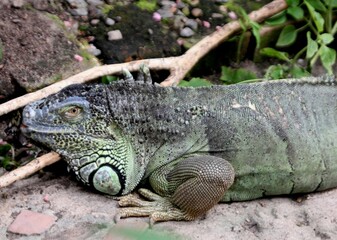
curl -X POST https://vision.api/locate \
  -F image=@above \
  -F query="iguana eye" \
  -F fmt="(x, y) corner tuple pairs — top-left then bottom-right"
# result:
(61, 106), (83, 120)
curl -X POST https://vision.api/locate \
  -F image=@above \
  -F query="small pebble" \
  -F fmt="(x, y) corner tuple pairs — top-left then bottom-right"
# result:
(191, 8), (203, 17)
(66, 0), (88, 16)
(228, 11), (237, 20)
(176, 1), (186, 9)
(173, 15), (187, 30)
(86, 0), (104, 6)
(157, 8), (174, 18)
(105, 18), (115, 26)
(219, 5), (228, 14)
(107, 30), (123, 41)
(185, 19), (198, 31)
(87, 44), (101, 56)
(12, 0), (24, 8)
(160, 0), (174, 6)
(180, 27), (194, 37)
(90, 19), (100, 25)
(114, 16), (122, 22)
(212, 13), (224, 19)
(189, 0), (200, 6)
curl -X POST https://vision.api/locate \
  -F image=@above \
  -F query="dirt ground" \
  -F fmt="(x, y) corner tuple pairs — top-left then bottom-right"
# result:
(1, 165), (337, 239)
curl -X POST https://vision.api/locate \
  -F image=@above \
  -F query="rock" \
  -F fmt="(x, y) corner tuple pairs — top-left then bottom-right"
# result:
(160, 0), (175, 6)
(7, 210), (57, 235)
(191, 8), (203, 17)
(11, 0), (24, 8)
(86, 0), (104, 6)
(189, 0), (200, 6)
(66, 0), (88, 16)
(0, 7), (98, 97)
(114, 16), (122, 22)
(180, 27), (194, 37)
(107, 30), (123, 41)
(88, 3), (102, 18)
(90, 18), (100, 25)
(185, 18), (198, 31)
(212, 13), (224, 19)
(87, 44), (101, 56)
(0, 0), (10, 7)
(31, 0), (49, 10)
(105, 18), (115, 26)
(176, 1), (186, 9)
(173, 15), (187, 30)
(157, 4), (175, 18)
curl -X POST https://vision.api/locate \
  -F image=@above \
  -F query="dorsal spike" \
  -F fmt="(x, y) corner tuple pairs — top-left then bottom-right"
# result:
(122, 68), (134, 81)
(140, 64), (152, 83)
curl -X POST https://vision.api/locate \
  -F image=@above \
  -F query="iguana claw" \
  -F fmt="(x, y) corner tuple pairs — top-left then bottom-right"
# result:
(116, 188), (194, 224)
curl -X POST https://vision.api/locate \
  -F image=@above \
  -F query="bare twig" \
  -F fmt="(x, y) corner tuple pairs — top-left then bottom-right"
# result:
(0, 0), (287, 188)
(0, 152), (60, 188)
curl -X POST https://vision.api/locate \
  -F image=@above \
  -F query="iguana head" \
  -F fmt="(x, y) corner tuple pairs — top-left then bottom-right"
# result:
(21, 83), (139, 196)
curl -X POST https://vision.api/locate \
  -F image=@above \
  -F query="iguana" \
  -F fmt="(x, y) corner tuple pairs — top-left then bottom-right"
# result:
(21, 67), (337, 222)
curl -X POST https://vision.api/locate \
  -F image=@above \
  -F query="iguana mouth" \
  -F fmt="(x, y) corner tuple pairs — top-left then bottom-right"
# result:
(20, 122), (75, 135)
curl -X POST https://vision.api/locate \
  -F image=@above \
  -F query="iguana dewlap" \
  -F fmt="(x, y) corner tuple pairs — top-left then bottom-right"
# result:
(21, 68), (337, 222)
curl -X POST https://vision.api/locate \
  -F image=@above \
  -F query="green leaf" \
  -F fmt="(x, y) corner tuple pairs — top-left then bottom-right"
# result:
(305, 0), (327, 12)
(306, 31), (318, 59)
(0, 144), (11, 156)
(260, 48), (290, 62)
(319, 33), (334, 44)
(289, 65), (311, 78)
(178, 78), (213, 87)
(135, 0), (157, 12)
(286, 0), (300, 6)
(220, 66), (257, 84)
(305, 1), (325, 32)
(276, 25), (298, 47)
(101, 75), (119, 84)
(319, 45), (336, 74)
(287, 6), (304, 20)
(326, 0), (337, 8)
(250, 21), (261, 48)
(264, 64), (287, 79)
(265, 11), (287, 25)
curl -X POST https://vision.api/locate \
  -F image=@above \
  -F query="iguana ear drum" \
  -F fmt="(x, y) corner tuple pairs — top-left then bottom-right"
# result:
(90, 164), (124, 196)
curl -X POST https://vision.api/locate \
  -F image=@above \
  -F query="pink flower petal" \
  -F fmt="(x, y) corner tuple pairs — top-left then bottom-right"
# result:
(153, 12), (161, 22)
(74, 54), (83, 62)
(203, 21), (211, 28)
(228, 11), (237, 20)
(63, 21), (71, 28)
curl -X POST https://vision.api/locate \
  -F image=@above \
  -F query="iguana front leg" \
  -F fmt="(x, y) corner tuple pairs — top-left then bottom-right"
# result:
(117, 155), (235, 222)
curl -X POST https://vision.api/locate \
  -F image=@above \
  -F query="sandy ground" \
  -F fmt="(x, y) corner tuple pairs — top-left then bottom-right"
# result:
(1, 166), (337, 240)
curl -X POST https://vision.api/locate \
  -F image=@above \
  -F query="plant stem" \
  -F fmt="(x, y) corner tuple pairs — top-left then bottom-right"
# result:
(292, 46), (307, 64)
(331, 21), (337, 35)
(327, 3), (332, 33)
(310, 45), (322, 68)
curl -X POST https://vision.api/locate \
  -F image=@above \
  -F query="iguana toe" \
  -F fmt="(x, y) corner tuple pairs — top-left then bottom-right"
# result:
(117, 188), (196, 223)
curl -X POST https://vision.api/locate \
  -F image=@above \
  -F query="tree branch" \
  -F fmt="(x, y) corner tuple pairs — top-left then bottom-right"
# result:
(0, 0), (287, 189)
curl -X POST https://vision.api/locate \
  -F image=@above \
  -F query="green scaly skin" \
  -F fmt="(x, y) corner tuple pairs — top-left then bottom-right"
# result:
(21, 68), (337, 222)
